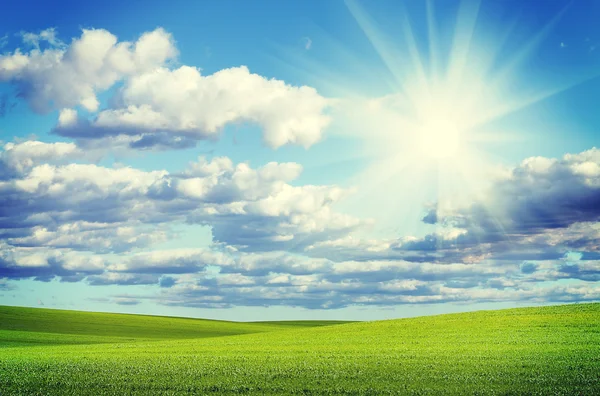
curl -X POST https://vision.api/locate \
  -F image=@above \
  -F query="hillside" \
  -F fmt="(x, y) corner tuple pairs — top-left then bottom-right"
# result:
(0, 305), (349, 346)
(1, 303), (599, 394)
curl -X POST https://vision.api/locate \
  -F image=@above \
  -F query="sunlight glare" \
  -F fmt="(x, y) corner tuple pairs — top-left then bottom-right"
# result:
(417, 118), (462, 159)
(337, 0), (577, 237)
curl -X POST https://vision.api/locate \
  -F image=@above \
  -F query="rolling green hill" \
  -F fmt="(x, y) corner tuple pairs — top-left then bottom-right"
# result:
(0, 305), (347, 346)
(1, 303), (599, 394)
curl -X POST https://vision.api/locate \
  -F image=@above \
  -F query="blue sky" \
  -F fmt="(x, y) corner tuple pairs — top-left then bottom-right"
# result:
(1, 0), (599, 321)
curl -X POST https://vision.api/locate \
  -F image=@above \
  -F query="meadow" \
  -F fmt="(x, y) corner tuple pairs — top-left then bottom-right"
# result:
(0, 303), (598, 394)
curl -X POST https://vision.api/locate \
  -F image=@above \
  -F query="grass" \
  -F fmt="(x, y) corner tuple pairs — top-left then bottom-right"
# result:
(0, 303), (599, 394)
(0, 305), (347, 346)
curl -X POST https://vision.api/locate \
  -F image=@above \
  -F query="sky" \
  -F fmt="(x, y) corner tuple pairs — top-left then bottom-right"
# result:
(0, 0), (599, 321)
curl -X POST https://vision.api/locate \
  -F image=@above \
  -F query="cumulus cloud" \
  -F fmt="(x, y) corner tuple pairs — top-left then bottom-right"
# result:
(109, 248), (233, 274)
(9, 222), (169, 254)
(2, 145), (600, 310)
(0, 28), (177, 113)
(1, 26), (599, 310)
(0, 140), (83, 177)
(428, 148), (600, 237)
(0, 243), (105, 282)
(54, 65), (331, 148)
(88, 245), (600, 310)
(1, 27), (330, 150)
(86, 273), (159, 286)
(312, 149), (600, 266)
(136, 259), (600, 309)
(0, 141), (360, 259)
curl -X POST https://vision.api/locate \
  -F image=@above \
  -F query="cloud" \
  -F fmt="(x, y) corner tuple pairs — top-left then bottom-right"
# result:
(2, 145), (598, 309)
(20, 28), (62, 49)
(130, 259), (600, 309)
(418, 149), (600, 260)
(1, 22), (599, 312)
(86, 272), (159, 286)
(0, 141), (361, 258)
(88, 296), (141, 305)
(88, 244), (600, 310)
(105, 249), (333, 278)
(109, 248), (233, 274)
(159, 276), (176, 288)
(520, 261), (538, 274)
(0, 140), (83, 176)
(9, 222), (169, 254)
(0, 243), (105, 281)
(114, 297), (140, 306)
(311, 149), (600, 266)
(1, 27), (330, 150)
(0, 28), (177, 113)
(440, 149), (600, 233)
(54, 65), (331, 149)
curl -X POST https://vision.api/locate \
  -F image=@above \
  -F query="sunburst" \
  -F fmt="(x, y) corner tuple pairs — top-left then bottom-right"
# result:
(331, 0), (591, 238)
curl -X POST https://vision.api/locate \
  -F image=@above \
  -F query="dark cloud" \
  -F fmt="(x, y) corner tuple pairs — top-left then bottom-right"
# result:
(422, 208), (438, 224)
(86, 273), (159, 286)
(159, 276), (176, 288)
(520, 261), (538, 274)
(309, 149), (600, 266)
(432, 150), (600, 240)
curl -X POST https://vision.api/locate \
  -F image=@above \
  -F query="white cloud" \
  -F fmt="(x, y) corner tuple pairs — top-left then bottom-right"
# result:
(58, 108), (78, 127)
(2, 26), (600, 311)
(10, 222), (169, 254)
(0, 142), (361, 255)
(2, 27), (331, 150)
(1, 140), (82, 174)
(20, 28), (62, 49)
(56, 65), (331, 148)
(0, 27), (177, 113)
(109, 248), (233, 273)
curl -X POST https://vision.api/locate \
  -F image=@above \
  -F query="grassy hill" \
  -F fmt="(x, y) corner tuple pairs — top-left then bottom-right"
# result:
(1, 303), (599, 394)
(0, 305), (347, 346)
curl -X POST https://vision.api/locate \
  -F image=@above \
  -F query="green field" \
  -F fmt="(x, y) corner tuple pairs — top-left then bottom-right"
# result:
(0, 305), (348, 346)
(0, 304), (598, 395)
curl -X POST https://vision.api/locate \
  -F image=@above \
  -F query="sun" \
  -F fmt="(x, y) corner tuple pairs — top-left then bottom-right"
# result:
(415, 114), (465, 160)
(311, 0), (582, 235)
(369, 91), (475, 165)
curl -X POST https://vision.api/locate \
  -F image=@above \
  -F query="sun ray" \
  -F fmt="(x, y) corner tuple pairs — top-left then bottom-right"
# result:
(425, 0), (440, 80)
(278, 1), (582, 244)
(397, 7), (430, 97)
(482, 4), (571, 100)
(267, 50), (368, 101)
(447, 0), (481, 88)
(469, 71), (600, 129)
(344, 0), (411, 95)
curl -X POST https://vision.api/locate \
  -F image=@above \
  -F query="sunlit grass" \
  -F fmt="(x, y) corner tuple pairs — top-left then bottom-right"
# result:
(1, 303), (598, 394)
